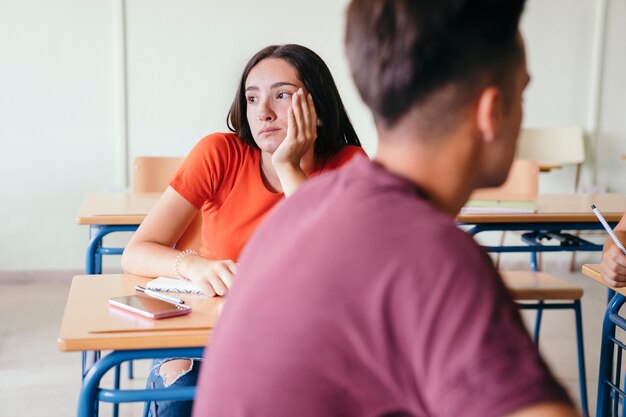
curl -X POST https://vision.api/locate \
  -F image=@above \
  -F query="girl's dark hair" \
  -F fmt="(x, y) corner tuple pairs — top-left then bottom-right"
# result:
(227, 44), (361, 155)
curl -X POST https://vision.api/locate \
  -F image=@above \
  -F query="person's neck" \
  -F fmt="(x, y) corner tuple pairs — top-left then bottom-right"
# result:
(373, 122), (481, 217)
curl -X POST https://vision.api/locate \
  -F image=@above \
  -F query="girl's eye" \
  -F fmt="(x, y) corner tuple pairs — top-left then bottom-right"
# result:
(247, 96), (256, 104)
(277, 92), (291, 99)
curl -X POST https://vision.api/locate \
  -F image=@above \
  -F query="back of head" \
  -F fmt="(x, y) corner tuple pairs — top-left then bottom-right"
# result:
(345, 0), (526, 132)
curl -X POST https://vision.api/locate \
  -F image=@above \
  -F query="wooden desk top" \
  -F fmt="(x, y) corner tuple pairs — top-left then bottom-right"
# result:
(581, 263), (626, 297)
(458, 193), (626, 223)
(77, 192), (626, 226)
(76, 192), (161, 225)
(58, 274), (223, 351)
(582, 263), (601, 281)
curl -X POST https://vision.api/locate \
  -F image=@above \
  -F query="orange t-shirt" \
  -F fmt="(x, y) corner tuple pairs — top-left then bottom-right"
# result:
(170, 132), (365, 261)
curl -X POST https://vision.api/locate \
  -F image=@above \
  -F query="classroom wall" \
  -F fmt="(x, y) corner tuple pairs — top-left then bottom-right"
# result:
(1, 0), (625, 271)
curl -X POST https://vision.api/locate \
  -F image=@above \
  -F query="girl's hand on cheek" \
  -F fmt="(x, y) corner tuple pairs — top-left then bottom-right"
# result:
(272, 89), (317, 168)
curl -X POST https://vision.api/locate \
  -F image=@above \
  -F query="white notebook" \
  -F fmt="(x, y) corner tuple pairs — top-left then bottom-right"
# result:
(146, 277), (204, 294)
(461, 199), (537, 214)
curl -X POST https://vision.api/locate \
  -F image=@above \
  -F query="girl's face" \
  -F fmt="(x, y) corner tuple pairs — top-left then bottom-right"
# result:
(245, 58), (305, 153)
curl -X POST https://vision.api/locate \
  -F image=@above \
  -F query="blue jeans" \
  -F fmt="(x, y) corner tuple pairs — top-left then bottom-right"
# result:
(147, 358), (201, 417)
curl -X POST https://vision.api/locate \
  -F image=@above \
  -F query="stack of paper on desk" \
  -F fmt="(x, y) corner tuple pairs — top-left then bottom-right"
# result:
(146, 277), (204, 294)
(463, 160), (539, 213)
(461, 199), (538, 213)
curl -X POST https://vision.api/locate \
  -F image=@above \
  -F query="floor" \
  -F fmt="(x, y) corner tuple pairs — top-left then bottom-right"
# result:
(0, 250), (611, 416)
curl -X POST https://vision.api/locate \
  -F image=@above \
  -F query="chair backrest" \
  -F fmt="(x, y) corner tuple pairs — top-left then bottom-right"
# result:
(516, 126), (585, 167)
(470, 159), (539, 201)
(132, 156), (200, 251)
(132, 156), (185, 193)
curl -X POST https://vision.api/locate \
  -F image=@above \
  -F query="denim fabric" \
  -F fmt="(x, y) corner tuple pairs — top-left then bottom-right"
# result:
(147, 358), (201, 417)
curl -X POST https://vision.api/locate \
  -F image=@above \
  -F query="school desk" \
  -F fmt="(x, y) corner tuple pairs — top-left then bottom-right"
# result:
(458, 193), (626, 270)
(58, 274), (222, 417)
(582, 264), (604, 284)
(581, 263), (626, 417)
(76, 192), (626, 275)
(76, 192), (160, 274)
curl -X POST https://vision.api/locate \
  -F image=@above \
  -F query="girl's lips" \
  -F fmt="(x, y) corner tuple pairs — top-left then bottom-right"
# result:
(259, 127), (281, 134)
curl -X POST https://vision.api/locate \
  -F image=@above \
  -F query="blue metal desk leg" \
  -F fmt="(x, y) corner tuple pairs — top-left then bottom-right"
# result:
(86, 224), (138, 275)
(596, 294), (626, 417)
(113, 365), (121, 417)
(574, 300), (588, 416)
(530, 251), (539, 272)
(533, 301), (544, 347)
(530, 252), (545, 350)
(81, 350), (101, 417)
(83, 224), (139, 416)
(609, 288), (617, 304)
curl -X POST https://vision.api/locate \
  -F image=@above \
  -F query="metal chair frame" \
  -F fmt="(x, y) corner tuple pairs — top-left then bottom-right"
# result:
(463, 221), (611, 417)
(596, 292), (626, 417)
(79, 347), (203, 417)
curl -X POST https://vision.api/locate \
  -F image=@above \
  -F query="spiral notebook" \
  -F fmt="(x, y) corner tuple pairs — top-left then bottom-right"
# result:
(146, 277), (204, 294)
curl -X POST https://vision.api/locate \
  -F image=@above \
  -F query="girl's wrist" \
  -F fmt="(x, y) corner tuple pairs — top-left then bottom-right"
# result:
(174, 249), (198, 281)
(274, 160), (305, 178)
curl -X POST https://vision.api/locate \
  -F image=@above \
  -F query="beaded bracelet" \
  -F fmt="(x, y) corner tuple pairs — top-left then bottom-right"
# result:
(174, 249), (198, 281)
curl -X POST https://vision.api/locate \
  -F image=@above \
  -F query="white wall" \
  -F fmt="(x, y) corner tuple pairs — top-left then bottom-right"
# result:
(596, 0), (626, 193)
(1, 0), (625, 271)
(1, 0), (118, 270)
(125, 0), (376, 159)
(521, 0), (625, 194)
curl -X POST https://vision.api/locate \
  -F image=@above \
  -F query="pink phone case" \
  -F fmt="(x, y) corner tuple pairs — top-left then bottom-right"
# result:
(108, 294), (192, 319)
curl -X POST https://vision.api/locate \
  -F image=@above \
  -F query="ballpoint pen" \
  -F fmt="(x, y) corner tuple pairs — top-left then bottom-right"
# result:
(135, 285), (185, 305)
(591, 204), (626, 255)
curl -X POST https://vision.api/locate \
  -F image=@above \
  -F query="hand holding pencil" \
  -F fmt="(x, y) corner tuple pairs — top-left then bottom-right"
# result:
(594, 206), (626, 287)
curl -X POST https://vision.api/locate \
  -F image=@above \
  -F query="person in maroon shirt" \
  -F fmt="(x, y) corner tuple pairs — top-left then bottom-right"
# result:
(192, 1), (580, 416)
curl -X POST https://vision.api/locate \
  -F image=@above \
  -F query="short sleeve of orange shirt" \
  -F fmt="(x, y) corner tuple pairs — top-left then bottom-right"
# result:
(170, 132), (366, 261)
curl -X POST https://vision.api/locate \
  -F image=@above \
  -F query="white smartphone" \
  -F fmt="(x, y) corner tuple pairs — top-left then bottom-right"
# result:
(108, 294), (192, 319)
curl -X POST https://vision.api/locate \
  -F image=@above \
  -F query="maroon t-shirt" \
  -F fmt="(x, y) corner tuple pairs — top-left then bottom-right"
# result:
(193, 156), (572, 417)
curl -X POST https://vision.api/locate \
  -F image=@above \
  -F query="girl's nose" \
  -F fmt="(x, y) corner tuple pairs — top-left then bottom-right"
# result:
(258, 99), (276, 121)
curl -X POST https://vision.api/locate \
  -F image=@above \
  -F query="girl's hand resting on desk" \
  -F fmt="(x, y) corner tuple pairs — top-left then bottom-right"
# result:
(183, 256), (237, 297)
(601, 244), (626, 287)
(271, 89), (317, 170)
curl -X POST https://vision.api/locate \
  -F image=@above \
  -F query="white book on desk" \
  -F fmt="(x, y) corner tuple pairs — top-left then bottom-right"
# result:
(146, 277), (204, 294)
(461, 199), (538, 214)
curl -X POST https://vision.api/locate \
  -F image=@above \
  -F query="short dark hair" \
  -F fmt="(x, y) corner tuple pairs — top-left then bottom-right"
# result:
(227, 44), (361, 155)
(345, 0), (526, 128)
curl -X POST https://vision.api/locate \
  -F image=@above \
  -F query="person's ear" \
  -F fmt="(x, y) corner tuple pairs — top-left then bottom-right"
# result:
(476, 86), (503, 143)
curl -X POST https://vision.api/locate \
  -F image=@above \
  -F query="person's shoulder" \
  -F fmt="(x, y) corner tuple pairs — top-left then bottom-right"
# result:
(389, 198), (491, 274)
(189, 132), (256, 164)
(304, 156), (416, 206)
(417, 204), (484, 253)
(337, 145), (367, 157)
(319, 145), (367, 170)
(333, 145), (367, 162)
(194, 132), (249, 152)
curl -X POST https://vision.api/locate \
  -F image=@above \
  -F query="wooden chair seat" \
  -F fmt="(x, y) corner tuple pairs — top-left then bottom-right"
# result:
(499, 270), (588, 414)
(500, 270), (583, 301)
